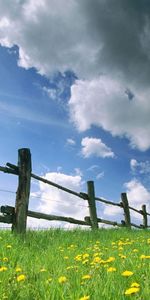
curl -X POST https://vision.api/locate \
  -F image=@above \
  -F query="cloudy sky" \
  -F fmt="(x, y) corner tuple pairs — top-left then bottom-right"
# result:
(0, 0), (150, 228)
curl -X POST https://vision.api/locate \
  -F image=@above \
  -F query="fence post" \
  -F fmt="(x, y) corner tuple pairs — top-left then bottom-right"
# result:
(13, 148), (31, 233)
(121, 193), (131, 229)
(141, 204), (148, 229)
(87, 181), (98, 230)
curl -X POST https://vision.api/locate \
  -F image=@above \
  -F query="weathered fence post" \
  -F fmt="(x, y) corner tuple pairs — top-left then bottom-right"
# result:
(87, 181), (98, 230)
(141, 204), (148, 229)
(121, 193), (131, 229)
(13, 148), (31, 233)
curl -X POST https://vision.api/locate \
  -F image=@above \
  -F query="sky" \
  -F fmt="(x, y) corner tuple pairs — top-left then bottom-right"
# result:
(0, 0), (150, 228)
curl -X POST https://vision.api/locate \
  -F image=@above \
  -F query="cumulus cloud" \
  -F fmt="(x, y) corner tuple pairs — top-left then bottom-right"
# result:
(103, 179), (150, 225)
(81, 137), (114, 158)
(124, 179), (150, 224)
(130, 159), (150, 174)
(69, 77), (150, 151)
(1, 0), (150, 150)
(28, 171), (89, 228)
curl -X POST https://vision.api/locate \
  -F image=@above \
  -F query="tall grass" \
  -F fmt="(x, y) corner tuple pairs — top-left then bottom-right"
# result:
(0, 228), (150, 299)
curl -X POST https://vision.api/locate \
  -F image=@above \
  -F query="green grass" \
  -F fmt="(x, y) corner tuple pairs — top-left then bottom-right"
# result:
(0, 228), (150, 300)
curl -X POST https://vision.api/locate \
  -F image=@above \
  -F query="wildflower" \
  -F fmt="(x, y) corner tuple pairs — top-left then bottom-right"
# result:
(118, 254), (126, 259)
(83, 253), (89, 259)
(16, 274), (26, 282)
(6, 245), (12, 249)
(83, 259), (89, 265)
(131, 282), (140, 288)
(82, 275), (91, 280)
(15, 267), (22, 272)
(0, 267), (7, 272)
(107, 256), (115, 263)
(107, 267), (116, 272)
(132, 249), (138, 253)
(75, 254), (82, 261)
(140, 254), (150, 259)
(3, 257), (8, 262)
(124, 287), (140, 295)
(79, 296), (90, 300)
(121, 270), (133, 277)
(92, 256), (101, 263)
(46, 277), (52, 284)
(40, 268), (47, 272)
(58, 276), (67, 283)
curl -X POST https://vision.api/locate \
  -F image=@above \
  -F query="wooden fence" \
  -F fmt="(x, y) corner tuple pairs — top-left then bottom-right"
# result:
(0, 148), (150, 233)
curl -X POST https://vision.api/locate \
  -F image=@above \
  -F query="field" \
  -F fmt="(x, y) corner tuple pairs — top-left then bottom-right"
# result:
(0, 228), (150, 300)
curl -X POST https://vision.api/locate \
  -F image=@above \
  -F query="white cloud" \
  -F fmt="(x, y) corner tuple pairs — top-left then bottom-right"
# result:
(96, 172), (104, 180)
(124, 179), (150, 223)
(29, 171), (89, 228)
(69, 77), (150, 151)
(1, 1), (150, 150)
(81, 137), (114, 158)
(130, 159), (150, 174)
(102, 179), (150, 226)
(66, 138), (76, 146)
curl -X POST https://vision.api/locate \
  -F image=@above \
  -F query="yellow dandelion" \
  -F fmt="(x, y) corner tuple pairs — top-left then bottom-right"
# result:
(82, 259), (89, 265)
(124, 287), (140, 295)
(0, 267), (7, 272)
(6, 245), (12, 249)
(132, 249), (138, 253)
(16, 274), (26, 282)
(58, 276), (67, 283)
(92, 256), (101, 263)
(40, 268), (47, 272)
(3, 257), (8, 262)
(83, 253), (89, 259)
(107, 256), (115, 263)
(140, 254), (150, 259)
(79, 296), (90, 300)
(15, 267), (22, 272)
(75, 255), (82, 261)
(121, 270), (133, 277)
(107, 267), (116, 272)
(131, 282), (140, 288)
(82, 274), (91, 280)
(46, 277), (52, 284)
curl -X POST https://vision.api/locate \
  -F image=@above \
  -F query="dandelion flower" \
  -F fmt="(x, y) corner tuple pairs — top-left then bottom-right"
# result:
(40, 268), (47, 272)
(15, 267), (22, 272)
(6, 245), (12, 249)
(79, 296), (90, 300)
(124, 287), (140, 295)
(3, 257), (8, 262)
(121, 270), (133, 277)
(58, 276), (67, 283)
(107, 267), (116, 272)
(46, 277), (52, 284)
(131, 282), (140, 288)
(107, 256), (115, 263)
(16, 274), (26, 282)
(0, 267), (7, 272)
(82, 275), (91, 280)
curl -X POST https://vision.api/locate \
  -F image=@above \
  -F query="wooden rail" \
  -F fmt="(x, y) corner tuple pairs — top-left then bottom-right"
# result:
(0, 148), (150, 233)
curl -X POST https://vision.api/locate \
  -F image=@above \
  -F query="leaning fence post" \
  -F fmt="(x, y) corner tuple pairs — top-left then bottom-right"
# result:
(121, 193), (131, 229)
(87, 181), (98, 230)
(13, 148), (31, 233)
(141, 204), (148, 229)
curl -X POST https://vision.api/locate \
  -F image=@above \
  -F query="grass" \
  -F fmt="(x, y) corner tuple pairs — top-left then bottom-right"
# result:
(0, 228), (150, 299)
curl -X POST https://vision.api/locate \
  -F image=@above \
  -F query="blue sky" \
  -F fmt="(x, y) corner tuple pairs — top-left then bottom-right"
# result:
(0, 0), (150, 228)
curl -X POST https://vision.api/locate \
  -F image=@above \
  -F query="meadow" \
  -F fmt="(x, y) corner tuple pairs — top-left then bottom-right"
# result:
(0, 228), (150, 300)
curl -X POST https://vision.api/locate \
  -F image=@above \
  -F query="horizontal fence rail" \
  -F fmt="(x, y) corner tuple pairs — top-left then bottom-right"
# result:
(0, 148), (150, 233)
